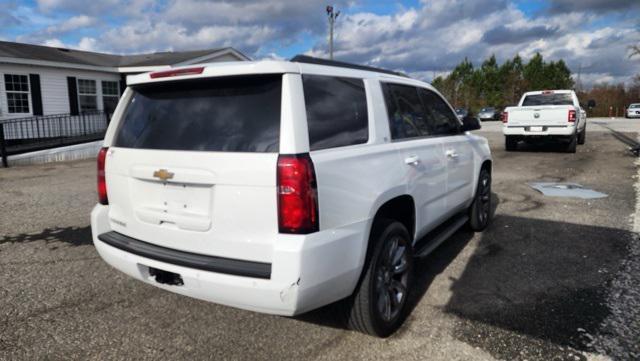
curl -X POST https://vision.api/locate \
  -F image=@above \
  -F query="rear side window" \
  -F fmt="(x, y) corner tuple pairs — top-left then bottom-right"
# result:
(302, 75), (368, 151)
(113, 75), (282, 152)
(382, 83), (430, 139)
(419, 89), (460, 135)
(522, 93), (573, 106)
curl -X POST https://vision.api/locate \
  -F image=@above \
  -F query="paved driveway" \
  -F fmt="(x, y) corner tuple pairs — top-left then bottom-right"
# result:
(1, 118), (638, 360)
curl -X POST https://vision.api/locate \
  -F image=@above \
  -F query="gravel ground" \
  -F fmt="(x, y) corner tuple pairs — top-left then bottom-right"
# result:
(0, 118), (638, 360)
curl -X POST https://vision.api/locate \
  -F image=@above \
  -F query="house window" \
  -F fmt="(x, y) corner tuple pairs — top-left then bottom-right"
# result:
(101, 81), (119, 115)
(77, 79), (97, 112)
(4, 74), (30, 113)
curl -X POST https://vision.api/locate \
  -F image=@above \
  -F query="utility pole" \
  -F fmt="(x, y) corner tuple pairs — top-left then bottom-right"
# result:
(326, 5), (340, 60)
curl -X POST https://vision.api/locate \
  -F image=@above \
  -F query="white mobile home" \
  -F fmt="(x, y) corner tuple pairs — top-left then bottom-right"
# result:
(0, 41), (249, 121)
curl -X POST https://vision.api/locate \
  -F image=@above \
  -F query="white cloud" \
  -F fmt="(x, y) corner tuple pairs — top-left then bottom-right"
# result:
(305, 0), (640, 86)
(100, 21), (277, 54)
(45, 15), (95, 34)
(10, 0), (640, 87)
(42, 38), (66, 47)
(77, 36), (97, 51)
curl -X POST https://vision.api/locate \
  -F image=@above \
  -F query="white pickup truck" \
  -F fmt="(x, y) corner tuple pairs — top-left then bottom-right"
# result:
(502, 90), (591, 153)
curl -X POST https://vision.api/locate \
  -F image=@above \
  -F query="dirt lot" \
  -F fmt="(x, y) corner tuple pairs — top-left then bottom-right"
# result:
(1, 118), (638, 360)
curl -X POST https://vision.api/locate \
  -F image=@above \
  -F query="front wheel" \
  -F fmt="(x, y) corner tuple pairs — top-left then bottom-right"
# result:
(343, 219), (413, 337)
(468, 168), (492, 231)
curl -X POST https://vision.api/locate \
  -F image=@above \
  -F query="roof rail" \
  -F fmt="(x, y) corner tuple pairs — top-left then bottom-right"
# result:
(290, 55), (408, 78)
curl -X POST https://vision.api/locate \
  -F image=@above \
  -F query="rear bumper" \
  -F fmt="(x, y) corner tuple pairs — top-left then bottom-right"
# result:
(91, 204), (367, 316)
(503, 125), (575, 137)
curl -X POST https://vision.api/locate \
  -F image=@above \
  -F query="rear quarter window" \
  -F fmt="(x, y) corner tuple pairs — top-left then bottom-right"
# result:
(113, 75), (282, 152)
(302, 75), (369, 151)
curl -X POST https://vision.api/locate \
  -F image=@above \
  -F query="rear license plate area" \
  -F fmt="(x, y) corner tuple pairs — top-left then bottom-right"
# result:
(148, 266), (184, 286)
(529, 126), (544, 132)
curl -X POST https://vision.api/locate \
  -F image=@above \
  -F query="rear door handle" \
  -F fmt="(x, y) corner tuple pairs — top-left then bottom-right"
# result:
(446, 149), (459, 159)
(404, 155), (420, 165)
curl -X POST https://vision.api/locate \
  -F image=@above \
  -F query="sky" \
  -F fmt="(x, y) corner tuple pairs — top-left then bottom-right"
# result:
(1, 0), (639, 87)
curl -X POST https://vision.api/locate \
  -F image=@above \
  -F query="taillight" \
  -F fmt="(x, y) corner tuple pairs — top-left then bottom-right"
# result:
(501, 112), (508, 123)
(97, 147), (108, 205)
(568, 110), (576, 123)
(277, 154), (319, 234)
(150, 67), (204, 79)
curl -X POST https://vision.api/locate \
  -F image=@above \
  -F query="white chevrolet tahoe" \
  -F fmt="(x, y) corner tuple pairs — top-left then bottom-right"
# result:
(502, 90), (590, 153)
(91, 55), (493, 337)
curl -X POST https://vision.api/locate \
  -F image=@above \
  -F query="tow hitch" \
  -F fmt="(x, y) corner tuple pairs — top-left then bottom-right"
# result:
(149, 267), (184, 286)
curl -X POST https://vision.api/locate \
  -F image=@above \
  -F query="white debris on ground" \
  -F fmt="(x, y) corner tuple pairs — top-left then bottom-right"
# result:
(528, 182), (608, 199)
(589, 154), (640, 360)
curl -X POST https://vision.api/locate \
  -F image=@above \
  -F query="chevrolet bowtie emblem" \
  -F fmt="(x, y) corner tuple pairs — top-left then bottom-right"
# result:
(153, 169), (174, 181)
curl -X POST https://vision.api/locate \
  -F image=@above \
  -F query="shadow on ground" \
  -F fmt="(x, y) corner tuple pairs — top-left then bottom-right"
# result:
(510, 139), (577, 153)
(0, 226), (93, 247)
(444, 214), (631, 360)
(297, 193), (500, 331)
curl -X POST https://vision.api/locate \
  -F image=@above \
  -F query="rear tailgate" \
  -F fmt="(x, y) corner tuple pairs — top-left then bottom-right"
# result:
(104, 74), (282, 264)
(507, 105), (573, 127)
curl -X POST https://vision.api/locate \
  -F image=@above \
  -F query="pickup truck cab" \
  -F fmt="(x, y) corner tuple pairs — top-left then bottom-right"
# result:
(502, 90), (587, 153)
(91, 55), (493, 337)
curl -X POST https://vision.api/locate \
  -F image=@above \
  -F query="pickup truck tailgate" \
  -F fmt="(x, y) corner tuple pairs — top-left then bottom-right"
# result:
(507, 105), (572, 126)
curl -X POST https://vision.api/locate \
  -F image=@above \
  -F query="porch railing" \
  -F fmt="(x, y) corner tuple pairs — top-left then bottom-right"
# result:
(0, 111), (109, 167)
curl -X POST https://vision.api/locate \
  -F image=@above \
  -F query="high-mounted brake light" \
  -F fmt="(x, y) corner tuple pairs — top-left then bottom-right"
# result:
(501, 111), (508, 123)
(568, 109), (576, 123)
(150, 67), (204, 79)
(277, 154), (319, 234)
(97, 147), (109, 205)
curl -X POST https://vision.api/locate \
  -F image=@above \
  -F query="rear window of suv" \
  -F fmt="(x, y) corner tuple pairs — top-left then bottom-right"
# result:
(522, 93), (573, 106)
(302, 75), (369, 151)
(113, 75), (282, 152)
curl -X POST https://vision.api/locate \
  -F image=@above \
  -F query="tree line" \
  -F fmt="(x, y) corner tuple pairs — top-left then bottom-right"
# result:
(431, 52), (640, 117)
(432, 53), (574, 112)
(577, 77), (640, 117)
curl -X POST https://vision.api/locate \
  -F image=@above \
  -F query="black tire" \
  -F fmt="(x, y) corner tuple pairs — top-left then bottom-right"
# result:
(505, 136), (518, 151)
(566, 133), (577, 153)
(578, 127), (586, 145)
(468, 168), (492, 231)
(343, 219), (413, 337)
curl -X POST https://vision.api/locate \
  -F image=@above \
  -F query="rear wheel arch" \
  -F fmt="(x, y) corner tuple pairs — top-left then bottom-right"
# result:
(370, 195), (416, 243)
(358, 195), (415, 278)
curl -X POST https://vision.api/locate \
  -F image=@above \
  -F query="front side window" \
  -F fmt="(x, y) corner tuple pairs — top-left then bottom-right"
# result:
(4, 74), (30, 113)
(419, 89), (460, 136)
(78, 79), (97, 112)
(382, 83), (430, 140)
(302, 75), (368, 151)
(114, 75), (282, 152)
(102, 81), (119, 115)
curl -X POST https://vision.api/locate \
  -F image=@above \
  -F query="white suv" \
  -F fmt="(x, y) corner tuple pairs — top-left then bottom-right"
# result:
(91, 56), (493, 337)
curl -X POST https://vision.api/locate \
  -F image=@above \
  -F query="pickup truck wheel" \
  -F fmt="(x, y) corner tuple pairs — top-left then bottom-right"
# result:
(343, 219), (413, 337)
(505, 136), (518, 151)
(578, 128), (586, 145)
(566, 134), (577, 153)
(468, 168), (492, 231)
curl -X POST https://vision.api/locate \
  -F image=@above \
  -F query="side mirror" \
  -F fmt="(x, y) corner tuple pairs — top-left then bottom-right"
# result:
(587, 99), (596, 108)
(461, 115), (481, 132)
